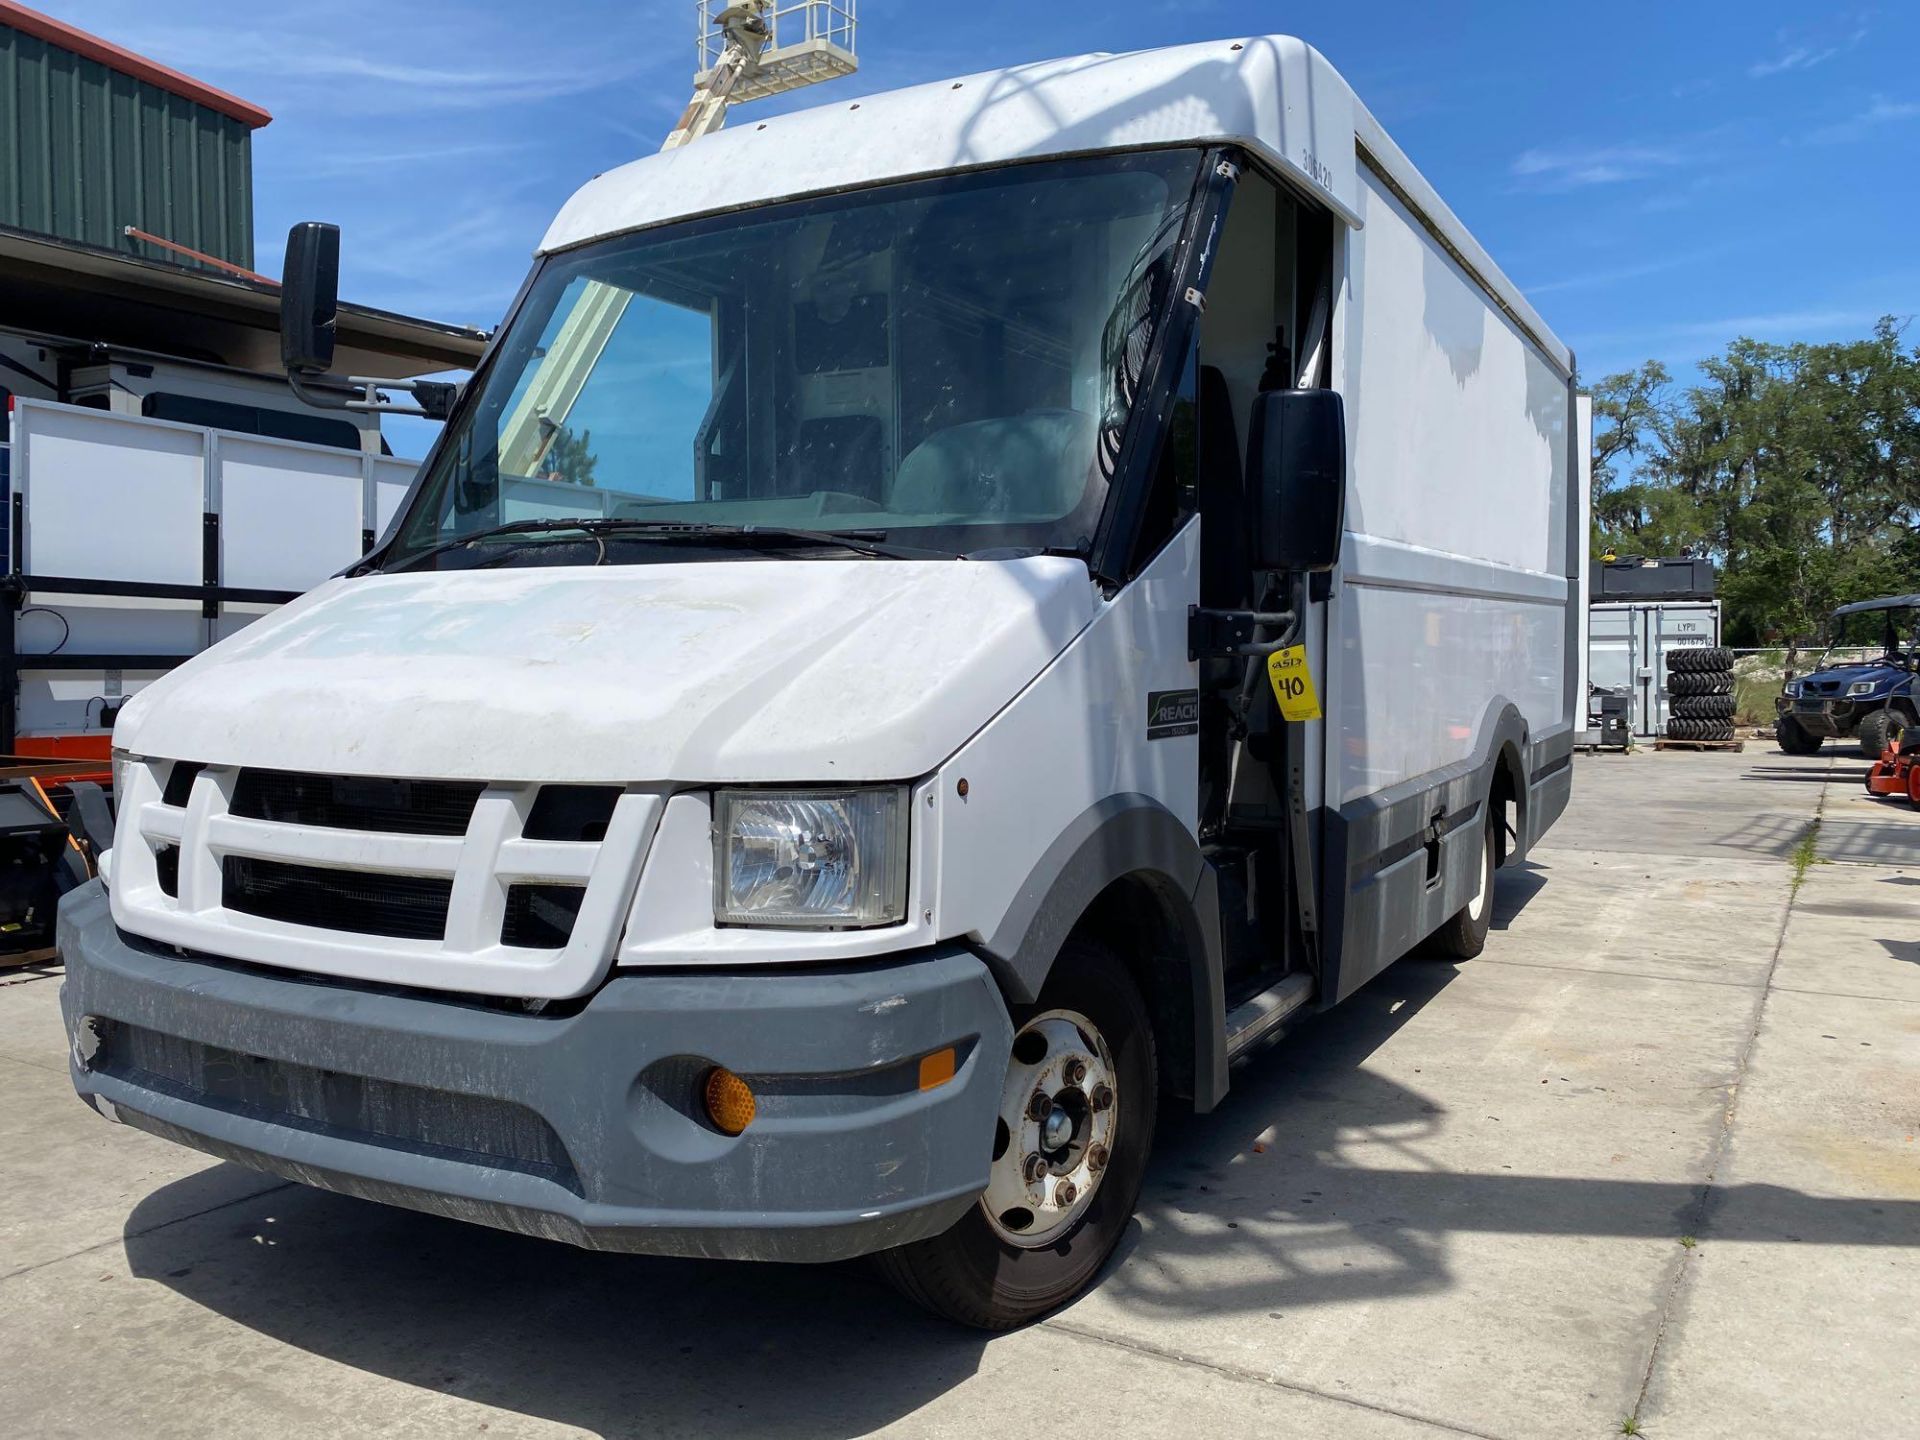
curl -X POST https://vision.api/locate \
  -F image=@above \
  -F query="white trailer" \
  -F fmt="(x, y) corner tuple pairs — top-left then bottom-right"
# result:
(63, 35), (1580, 1327)
(3, 399), (422, 746)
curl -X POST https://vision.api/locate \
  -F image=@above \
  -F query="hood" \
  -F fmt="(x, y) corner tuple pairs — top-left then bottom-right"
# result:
(116, 558), (1097, 783)
(1803, 657), (1905, 690)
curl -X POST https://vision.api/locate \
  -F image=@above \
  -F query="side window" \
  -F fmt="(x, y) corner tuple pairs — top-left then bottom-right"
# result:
(491, 279), (717, 522)
(141, 393), (363, 451)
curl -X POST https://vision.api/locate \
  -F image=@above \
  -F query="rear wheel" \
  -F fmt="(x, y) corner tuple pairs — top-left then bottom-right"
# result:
(876, 938), (1157, 1330)
(1775, 715), (1823, 755)
(1857, 708), (1906, 760)
(1427, 815), (1495, 960)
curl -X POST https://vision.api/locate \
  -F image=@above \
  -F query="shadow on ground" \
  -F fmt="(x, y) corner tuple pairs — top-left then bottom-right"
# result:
(1489, 860), (1547, 931)
(122, 951), (1919, 1437)
(1743, 762), (1871, 786)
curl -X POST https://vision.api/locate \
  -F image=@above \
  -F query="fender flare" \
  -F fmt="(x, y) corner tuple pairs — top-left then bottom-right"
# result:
(975, 793), (1224, 1107)
(1476, 700), (1531, 861)
(978, 793), (1207, 1004)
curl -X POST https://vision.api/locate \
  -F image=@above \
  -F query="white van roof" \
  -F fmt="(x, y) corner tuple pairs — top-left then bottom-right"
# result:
(540, 35), (1569, 372)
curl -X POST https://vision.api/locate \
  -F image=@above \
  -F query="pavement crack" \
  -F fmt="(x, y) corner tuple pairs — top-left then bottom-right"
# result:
(1625, 755), (1831, 1425)
(1042, 1317), (1511, 1439)
(0, 1179), (294, 1286)
(0, 1048), (67, 1076)
(1475, 957), (1765, 990)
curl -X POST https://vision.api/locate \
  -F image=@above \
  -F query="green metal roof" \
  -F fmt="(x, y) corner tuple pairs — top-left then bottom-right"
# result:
(1, 13), (256, 270)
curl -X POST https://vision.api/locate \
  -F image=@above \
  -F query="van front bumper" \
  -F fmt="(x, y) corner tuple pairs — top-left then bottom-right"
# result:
(58, 881), (1013, 1262)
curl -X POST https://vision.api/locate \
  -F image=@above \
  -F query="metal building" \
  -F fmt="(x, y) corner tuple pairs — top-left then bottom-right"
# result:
(0, 0), (267, 272)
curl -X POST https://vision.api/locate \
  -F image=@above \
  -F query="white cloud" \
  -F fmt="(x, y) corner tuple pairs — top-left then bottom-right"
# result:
(1510, 143), (1690, 191)
(1808, 96), (1920, 145)
(1747, 23), (1869, 79)
(1574, 307), (1907, 370)
(1524, 250), (1722, 298)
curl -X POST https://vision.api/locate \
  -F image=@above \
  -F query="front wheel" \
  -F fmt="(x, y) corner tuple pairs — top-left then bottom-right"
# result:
(1775, 714), (1824, 756)
(1856, 707), (1906, 760)
(876, 938), (1157, 1329)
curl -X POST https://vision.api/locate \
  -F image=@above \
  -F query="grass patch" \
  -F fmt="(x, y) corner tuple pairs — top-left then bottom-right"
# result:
(1789, 820), (1824, 894)
(1733, 672), (1781, 729)
(1619, 1418), (1642, 1435)
(1679, 1235), (1697, 1249)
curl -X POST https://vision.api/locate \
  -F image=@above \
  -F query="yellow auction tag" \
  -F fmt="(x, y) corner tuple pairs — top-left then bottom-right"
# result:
(1266, 644), (1323, 722)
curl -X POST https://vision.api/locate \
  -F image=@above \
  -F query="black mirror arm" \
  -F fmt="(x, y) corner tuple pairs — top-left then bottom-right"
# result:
(1188, 601), (1301, 660)
(288, 370), (460, 421)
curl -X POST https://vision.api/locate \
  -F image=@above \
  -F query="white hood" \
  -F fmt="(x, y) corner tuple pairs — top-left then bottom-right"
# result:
(116, 558), (1097, 783)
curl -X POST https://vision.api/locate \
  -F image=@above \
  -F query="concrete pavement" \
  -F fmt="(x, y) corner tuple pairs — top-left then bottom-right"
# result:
(1, 748), (1914, 1438)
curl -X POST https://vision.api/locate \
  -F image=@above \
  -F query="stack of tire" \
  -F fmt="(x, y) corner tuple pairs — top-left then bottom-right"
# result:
(1666, 646), (1737, 742)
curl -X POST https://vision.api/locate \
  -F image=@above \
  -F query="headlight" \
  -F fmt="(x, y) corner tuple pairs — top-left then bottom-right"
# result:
(714, 787), (908, 928)
(1783, 681), (1801, 698)
(110, 748), (135, 799)
(1847, 681), (1876, 697)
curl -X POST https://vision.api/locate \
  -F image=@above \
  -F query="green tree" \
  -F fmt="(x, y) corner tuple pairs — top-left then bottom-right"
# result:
(1587, 318), (1920, 646)
(538, 424), (598, 488)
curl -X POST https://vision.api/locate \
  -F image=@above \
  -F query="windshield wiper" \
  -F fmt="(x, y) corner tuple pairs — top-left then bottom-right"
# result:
(371, 516), (625, 574)
(607, 522), (963, 561)
(378, 517), (962, 572)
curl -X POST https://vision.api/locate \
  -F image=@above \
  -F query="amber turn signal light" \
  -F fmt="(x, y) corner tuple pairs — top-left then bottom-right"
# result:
(704, 1066), (756, 1135)
(918, 1046), (957, 1091)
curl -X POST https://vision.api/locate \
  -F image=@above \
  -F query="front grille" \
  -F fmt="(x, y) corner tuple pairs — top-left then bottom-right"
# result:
(154, 844), (179, 898)
(230, 769), (483, 836)
(102, 1023), (578, 1189)
(222, 856), (452, 940)
(502, 884), (586, 949)
(523, 785), (621, 842)
(161, 762), (204, 807)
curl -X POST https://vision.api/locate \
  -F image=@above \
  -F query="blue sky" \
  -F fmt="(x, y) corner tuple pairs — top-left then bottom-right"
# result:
(35, 1), (1920, 451)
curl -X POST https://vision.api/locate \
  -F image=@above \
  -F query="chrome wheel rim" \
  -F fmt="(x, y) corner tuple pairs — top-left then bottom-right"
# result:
(982, 1008), (1117, 1248)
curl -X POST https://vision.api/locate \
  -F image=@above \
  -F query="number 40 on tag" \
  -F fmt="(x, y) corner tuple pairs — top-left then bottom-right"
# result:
(1266, 644), (1323, 722)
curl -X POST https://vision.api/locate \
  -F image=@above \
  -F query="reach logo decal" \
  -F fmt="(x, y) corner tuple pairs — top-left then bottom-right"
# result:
(1146, 689), (1200, 740)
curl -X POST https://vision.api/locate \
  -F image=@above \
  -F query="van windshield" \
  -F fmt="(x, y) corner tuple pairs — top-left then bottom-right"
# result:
(385, 150), (1201, 568)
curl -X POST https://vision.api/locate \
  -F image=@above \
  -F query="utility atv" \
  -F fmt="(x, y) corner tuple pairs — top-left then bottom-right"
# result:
(1775, 594), (1920, 758)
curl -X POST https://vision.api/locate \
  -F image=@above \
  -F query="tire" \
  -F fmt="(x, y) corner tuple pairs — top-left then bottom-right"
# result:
(1667, 716), (1734, 742)
(1668, 646), (1734, 674)
(1775, 714), (1823, 755)
(876, 938), (1157, 1329)
(1856, 708), (1907, 760)
(1672, 694), (1735, 720)
(1668, 671), (1733, 697)
(1426, 814), (1495, 960)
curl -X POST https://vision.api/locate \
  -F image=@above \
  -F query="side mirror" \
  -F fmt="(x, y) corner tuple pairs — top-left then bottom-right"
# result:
(1248, 388), (1347, 573)
(280, 222), (341, 374)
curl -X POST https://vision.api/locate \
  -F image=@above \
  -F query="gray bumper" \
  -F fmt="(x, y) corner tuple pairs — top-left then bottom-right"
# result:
(58, 881), (1013, 1262)
(1777, 697), (1857, 737)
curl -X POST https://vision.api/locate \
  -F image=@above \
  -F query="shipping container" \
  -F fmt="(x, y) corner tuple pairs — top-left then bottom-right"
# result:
(1588, 599), (1724, 738)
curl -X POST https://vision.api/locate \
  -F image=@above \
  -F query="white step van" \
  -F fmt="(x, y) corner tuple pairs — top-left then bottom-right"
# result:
(62, 36), (1580, 1327)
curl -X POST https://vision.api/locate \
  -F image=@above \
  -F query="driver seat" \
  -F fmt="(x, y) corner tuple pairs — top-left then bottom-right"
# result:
(890, 410), (1093, 518)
